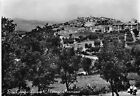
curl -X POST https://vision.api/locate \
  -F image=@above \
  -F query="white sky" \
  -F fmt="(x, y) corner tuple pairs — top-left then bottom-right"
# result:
(1, 0), (140, 22)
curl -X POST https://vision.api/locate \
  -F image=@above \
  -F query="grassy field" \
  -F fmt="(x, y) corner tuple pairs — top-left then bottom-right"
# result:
(49, 74), (109, 92)
(20, 73), (139, 95)
(83, 90), (140, 96)
(49, 74), (140, 95)
(99, 89), (140, 96)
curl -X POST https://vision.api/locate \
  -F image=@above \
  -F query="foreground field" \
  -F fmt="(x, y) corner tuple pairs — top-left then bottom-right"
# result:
(50, 74), (140, 96)
(49, 74), (109, 92)
(93, 89), (140, 96)
(104, 90), (140, 96)
(9, 74), (140, 95)
(80, 90), (140, 96)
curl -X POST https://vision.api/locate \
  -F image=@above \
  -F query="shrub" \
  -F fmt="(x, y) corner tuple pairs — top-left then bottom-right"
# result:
(88, 34), (98, 40)
(92, 47), (100, 53)
(126, 33), (133, 42)
(119, 35), (124, 40)
(135, 40), (140, 44)
(85, 43), (89, 48)
(79, 35), (87, 42)
(94, 40), (101, 46)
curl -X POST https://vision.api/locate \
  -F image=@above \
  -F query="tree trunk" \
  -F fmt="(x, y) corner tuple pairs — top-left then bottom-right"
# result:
(111, 91), (114, 96)
(115, 90), (119, 96)
(65, 71), (70, 91)
(66, 81), (70, 91)
(110, 81), (114, 96)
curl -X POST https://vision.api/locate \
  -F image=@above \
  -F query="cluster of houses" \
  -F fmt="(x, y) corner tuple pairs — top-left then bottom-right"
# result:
(84, 19), (140, 33)
(53, 17), (140, 57)
(53, 18), (140, 71)
(55, 17), (140, 50)
(54, 17), (140, 37)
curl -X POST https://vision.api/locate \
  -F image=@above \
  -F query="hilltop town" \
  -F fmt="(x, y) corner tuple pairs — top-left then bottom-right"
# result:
(52, 16), (140, 55)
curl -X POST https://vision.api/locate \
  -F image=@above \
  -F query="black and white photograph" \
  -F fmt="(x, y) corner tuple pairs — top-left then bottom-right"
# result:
(1, 0), (140, 96)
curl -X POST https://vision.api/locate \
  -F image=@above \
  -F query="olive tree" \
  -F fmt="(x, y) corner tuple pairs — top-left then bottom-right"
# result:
(59, 47), (81, 91)
(96, 36), (131, 96)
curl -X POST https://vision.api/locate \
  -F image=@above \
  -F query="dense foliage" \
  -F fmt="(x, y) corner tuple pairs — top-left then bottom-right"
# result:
(96, 35), (132, 96)
(81, 58), (92, 74)
(2, 17), (84, 94)
(131, 45), (140, 75)
(2, 17), (61, 94)
(2, 17), (19, 93)
(59, 47), (82, 90)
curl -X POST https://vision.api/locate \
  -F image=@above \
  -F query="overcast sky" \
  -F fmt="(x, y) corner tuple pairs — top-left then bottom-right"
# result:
(1, 0), (140, 22)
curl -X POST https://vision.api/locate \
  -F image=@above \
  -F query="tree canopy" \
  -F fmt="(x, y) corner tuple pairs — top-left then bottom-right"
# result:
(59, 47), (82, 91)
(2, 17), (61, 94)
(96, 35), (132, 96)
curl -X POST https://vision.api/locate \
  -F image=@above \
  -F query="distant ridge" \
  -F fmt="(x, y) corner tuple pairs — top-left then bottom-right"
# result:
(13, 18), (60, 32)
(12, 16), (124, 32)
